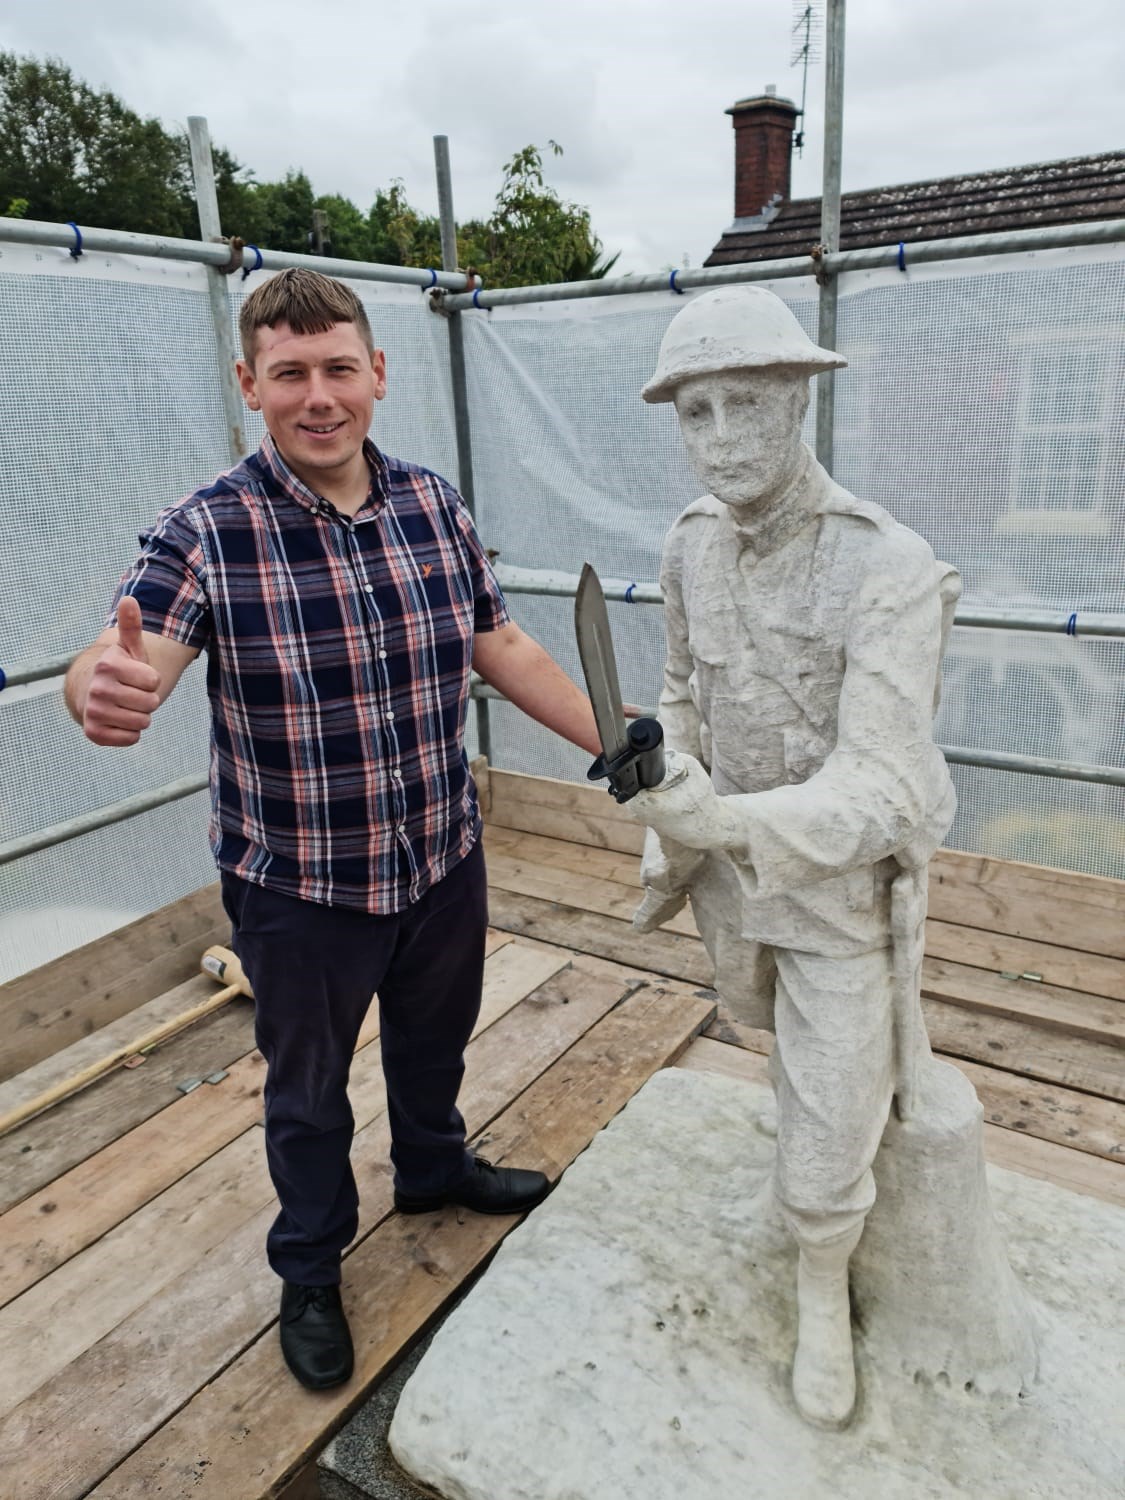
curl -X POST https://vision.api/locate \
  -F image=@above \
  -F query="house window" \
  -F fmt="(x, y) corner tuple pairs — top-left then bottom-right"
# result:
(1001, 333), (1121, 535)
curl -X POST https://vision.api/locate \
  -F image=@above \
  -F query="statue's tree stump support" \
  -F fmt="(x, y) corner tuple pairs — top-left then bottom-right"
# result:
(853, 1056), (1039, 1397)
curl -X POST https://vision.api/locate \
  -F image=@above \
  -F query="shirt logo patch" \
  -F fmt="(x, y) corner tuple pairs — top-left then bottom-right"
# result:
(422, 563), (434, 579)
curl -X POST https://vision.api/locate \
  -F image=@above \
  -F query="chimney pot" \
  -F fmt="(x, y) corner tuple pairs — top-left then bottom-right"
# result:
(725, 92), (799, 222)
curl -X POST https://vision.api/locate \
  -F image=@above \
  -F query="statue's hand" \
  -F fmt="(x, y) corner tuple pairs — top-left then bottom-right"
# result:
(629, 750), (741, 853)
(633, 826), (704, 933)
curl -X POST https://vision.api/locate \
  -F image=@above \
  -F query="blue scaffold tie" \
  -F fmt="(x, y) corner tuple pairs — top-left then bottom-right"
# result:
(241, 245), (263, 280)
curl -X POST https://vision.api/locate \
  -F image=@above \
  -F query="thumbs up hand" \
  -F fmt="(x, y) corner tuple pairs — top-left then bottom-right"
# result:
(83, 596), (163, 746)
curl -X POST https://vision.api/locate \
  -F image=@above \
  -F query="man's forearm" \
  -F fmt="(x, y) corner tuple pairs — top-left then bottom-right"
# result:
(473, 626), (601, 757)
(485, 647), (601, 755)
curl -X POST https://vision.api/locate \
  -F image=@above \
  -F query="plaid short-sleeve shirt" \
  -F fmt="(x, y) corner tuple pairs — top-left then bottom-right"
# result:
(112, 435), (509, 912)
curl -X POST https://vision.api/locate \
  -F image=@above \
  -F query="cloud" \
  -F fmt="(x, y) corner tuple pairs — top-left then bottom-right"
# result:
(1, 0), (236, 101)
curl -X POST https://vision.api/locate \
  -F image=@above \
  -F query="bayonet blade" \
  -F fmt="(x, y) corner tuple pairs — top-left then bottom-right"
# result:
(575, 563), (630, 764)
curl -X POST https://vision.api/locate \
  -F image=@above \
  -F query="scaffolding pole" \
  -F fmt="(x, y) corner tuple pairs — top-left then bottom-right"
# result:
(0, 216), (474, 290)
(6, 595), (1124, 694)
(0, 654), (76, 691)
(187, 116), (247, 465)
(433, 134), (491, 762)
(4, 715), (1122, 871)
(0, 775), (209, 868)
(438, 218), (1125, 310)
(4, 212), (1122, 309)
(489, 567), (1125, 639)
(815, 0), (846, 472)
(939, 747), (1125, 788)
(433, 136), (478, 518)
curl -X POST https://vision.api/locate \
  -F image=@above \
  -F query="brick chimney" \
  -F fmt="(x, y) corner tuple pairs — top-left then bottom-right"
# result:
(727, 87), (799, 223)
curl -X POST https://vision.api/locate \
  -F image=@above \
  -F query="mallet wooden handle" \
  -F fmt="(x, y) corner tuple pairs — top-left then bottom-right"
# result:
(0, 946), (253, 1139)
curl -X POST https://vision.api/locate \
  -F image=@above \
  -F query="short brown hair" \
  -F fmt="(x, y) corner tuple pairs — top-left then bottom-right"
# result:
(239, 268), (374, 363)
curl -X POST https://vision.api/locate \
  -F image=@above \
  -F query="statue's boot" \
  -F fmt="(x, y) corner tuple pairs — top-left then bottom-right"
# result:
(792, 1232), (861, 1430)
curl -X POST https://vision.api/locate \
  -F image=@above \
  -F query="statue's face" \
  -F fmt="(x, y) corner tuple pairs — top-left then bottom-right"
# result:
(672, 368), (810, 507)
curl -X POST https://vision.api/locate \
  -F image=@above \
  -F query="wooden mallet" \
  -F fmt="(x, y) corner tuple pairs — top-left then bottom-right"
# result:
(0, 945), (254, 1138)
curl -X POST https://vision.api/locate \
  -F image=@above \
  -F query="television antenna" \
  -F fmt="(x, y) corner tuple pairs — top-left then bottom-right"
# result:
(790, 1), (824, 155)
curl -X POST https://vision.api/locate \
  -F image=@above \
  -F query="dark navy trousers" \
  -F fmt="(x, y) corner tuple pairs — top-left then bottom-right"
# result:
(220, 839), (487, 1285)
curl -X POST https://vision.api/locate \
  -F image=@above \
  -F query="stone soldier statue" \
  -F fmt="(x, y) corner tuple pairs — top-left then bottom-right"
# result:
(627, 285), (963, 1429)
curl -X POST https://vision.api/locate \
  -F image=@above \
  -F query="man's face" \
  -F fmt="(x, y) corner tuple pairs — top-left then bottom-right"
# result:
(237, 321), (387, 484)
(671, 368), (809, 507)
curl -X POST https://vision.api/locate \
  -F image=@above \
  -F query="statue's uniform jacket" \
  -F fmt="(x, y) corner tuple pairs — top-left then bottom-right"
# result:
(657, 449), (960, 1242)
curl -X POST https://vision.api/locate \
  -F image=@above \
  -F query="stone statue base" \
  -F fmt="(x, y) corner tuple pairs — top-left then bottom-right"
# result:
(387, 1069), (1124, 1500)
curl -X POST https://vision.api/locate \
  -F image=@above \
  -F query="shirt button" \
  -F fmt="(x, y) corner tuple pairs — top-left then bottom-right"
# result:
(392, 768), (402, 779)
(386, 710), (395, 720)
(378, 649), (387, 660)
(364, 584), (374, 594)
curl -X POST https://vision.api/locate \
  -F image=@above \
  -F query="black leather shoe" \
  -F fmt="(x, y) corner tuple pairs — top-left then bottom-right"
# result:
(279, 1281), (354, 1390)
(394, 1155), (550, 1216)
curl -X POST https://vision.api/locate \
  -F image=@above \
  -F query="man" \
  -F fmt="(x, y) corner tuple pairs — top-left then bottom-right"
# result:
(65, 268), (601, 1391)
(629, 286), (959, 1429)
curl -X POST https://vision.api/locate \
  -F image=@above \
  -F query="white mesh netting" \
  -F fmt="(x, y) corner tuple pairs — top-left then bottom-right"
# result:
(1, 239), (1122, 981)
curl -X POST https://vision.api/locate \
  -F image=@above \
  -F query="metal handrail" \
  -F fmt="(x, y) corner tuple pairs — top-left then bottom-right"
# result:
(3, 705), (1122, 871)
(439, 218), (1125, 312)
(0, 774), (208, 868)
(490, 566), (1125, 634)
(0, 214), (473, 291)
(3, 213), (1122, 312)
(2, 565), (1122, 868)
(471, 682), (1125, 788)
(6, 589), (1122, 695)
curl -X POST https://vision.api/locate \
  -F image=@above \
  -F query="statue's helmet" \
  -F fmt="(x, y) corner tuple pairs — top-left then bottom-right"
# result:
(641, 285), (846, 404)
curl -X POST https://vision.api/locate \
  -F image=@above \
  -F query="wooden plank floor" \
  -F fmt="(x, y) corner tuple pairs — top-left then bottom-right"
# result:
(0, 919), (713, 1498)
(484, 770), (1125, 1176)
(0, 768), (1122, 1498)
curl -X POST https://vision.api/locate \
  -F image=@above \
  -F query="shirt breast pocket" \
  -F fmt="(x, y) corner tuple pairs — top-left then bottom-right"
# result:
(687, 600), (739, 670)
(687, 626), (733, 724)
(407, 545), (472, 626)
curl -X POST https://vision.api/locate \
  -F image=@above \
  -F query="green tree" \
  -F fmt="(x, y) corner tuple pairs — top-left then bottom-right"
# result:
(359, 148), (618, 287)
(365, 180), (443, 269)
(235, 170), (316, 254)
(482, 142), (618, 287)
(0, 53), (195, 235)
(0, 53), (619, 286)
(314, 193), (369, 261)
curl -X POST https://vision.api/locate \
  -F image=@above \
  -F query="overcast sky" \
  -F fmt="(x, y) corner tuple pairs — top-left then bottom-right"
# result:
(3, 0), (1123, 272)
